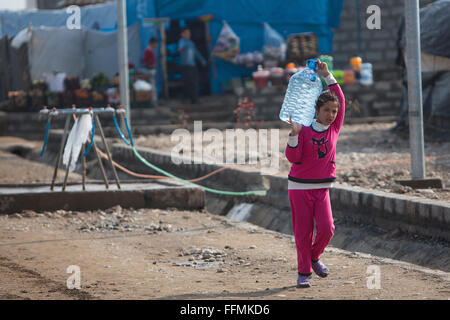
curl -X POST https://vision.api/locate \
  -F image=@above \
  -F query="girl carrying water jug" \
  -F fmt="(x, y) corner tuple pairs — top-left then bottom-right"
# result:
(285, 59), (345, 288)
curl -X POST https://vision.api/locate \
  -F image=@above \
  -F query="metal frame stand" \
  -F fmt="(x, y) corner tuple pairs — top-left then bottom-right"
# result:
(41, 107), (122, 192)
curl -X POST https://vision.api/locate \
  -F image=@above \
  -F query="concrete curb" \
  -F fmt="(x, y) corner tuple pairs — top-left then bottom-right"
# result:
(260, 175), (450, 241)
(0, 183), (205, 215)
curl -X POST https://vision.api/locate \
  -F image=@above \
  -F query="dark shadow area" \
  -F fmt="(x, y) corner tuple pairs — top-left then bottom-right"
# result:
(154, 285), (297, 300)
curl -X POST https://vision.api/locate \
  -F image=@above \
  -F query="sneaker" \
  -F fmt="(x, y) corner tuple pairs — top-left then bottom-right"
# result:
(312, 260), (329, 278)
(297, 275), (311, 288)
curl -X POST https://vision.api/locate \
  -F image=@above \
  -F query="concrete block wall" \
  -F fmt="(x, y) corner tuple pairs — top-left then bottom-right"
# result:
(332, 0), (436, 117)
(329, 184), (450, 241)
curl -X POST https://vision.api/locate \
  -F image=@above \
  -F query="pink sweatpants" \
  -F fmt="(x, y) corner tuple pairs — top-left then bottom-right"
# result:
(288, 188), (335, 275)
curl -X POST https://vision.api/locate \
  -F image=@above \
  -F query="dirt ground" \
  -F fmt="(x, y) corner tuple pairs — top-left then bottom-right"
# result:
(136, 122), (450, 202)
(0, 127), (449, 301)
(0, 136), (83, 184)
(0, 206), (449, 300)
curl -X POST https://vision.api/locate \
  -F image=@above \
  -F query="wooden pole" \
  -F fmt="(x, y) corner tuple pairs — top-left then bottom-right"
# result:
(94, 114), (121, 189)
(81, 144), (86, 191)
(51, 115), (70, 191)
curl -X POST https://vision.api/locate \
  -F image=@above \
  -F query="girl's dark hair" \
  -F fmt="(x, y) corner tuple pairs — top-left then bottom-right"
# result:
(315, 90), (340, 113)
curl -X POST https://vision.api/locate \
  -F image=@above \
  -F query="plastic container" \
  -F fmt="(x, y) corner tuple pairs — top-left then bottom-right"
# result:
(285, 63), (298, 81)
(252, 65), (270, 88)
(343, 70), (355, 85)
(360, 63), (373, 86)
(332, 70), (344, 85)
(279, 59), (323, 126)
(269, 67), (285, 86)
(350, 56), (362, 72)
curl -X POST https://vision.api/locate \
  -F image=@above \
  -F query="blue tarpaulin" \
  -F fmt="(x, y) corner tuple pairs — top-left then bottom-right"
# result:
(0, 0), (343, 94)
(151, 0), (343, 93)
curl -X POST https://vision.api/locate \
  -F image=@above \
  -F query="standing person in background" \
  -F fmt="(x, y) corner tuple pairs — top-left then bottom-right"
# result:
(142, 37), (158, 106)
(178, 28), (207, 104)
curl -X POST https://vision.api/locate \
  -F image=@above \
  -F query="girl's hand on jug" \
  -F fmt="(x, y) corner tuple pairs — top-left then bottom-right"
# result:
(317, 59), (330, 78)
(288, 115), (302, 136)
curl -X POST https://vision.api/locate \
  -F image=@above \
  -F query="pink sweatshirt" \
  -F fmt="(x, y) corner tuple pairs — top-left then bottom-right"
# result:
(285, 80), (345, 187)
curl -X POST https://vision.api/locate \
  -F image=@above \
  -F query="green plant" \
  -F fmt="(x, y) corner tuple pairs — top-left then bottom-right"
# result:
(91, 72), (111, 88)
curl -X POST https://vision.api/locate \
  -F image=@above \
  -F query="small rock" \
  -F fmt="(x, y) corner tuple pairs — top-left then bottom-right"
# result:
(392, 185), (406, 193)
(21, 210), (37, 218)
(187, 248), (201, 255)
(249, 245), (257, 249)
(417, 189), (435, 195)
(147, 223), (159, 231)
(107, 205), (122, 215)
(202, 249), (213, 255)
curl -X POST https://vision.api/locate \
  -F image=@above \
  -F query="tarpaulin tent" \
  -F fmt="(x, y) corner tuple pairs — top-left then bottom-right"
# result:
(0, 35), (31, 102)
(1, 0), (343, 95)
(397, 0), (450, 118)
(151, 0), (343, 93)
(28, 23), (142, 81)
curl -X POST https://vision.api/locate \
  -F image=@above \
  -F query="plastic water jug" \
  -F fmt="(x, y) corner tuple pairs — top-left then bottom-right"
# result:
(279, 59), (323, 126)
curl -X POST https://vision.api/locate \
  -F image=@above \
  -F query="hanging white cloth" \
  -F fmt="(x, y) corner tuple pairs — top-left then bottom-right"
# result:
(63, 114), (93, 172)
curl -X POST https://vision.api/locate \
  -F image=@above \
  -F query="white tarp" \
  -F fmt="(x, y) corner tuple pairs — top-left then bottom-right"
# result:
(28, 26), (85, 81)
(84, 24), (142, 79)
(28, 23), (141, 81)
(0, 2), (117, 38)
